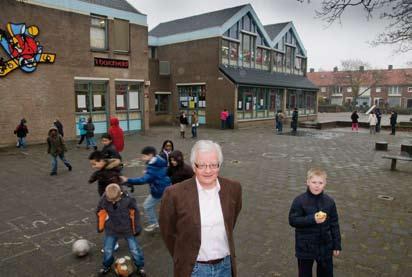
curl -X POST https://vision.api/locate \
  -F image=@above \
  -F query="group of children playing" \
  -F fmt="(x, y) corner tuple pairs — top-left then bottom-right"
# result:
(87, 135), (194, 276)
(45, 117), (341, 277)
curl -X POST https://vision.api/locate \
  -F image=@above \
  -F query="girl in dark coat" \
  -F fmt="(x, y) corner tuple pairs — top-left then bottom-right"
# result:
(47, 126), (72, 175)
(84, 117), (97, 150)
(159, 140), (174, 165)
(390, 110), (397, 135)
(291, 108), (298, 134)
(351, 111), (359, 131)
(14, 118), (28, 149)
(167, 150), (194, 185)
(289, 168), (341, 277)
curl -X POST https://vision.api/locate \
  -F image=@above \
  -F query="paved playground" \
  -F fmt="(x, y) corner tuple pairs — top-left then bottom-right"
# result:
(0, 124), (411, 276)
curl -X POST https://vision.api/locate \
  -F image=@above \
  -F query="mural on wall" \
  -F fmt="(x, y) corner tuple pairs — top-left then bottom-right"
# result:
(0, 22), (56, 77)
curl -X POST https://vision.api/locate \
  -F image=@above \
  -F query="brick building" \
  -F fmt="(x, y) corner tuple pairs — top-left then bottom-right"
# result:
(0, 0), (149, 146)
(307, 66), (412, 109)
(148, 4), (318, 128)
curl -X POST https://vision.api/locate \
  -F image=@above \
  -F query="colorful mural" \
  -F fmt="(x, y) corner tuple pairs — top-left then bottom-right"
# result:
(0, 23), (56, 77)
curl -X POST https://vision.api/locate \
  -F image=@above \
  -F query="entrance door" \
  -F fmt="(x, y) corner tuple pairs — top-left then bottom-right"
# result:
(75, 81), (108, 135)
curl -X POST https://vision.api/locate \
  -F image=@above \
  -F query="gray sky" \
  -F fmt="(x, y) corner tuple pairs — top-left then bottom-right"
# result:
(130, 0), (410, 71)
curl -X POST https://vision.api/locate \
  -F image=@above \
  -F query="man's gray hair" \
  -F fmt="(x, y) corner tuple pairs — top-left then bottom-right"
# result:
(190, 140), (223, 167)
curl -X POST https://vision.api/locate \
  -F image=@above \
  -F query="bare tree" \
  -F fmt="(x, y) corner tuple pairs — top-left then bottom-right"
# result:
(297, 0), (412, 53)
(333, 59), (385, 109)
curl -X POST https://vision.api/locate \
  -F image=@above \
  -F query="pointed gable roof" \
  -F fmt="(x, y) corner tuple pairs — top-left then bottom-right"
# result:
(264, 22), (290, 40)
(149, 4), (248, 37)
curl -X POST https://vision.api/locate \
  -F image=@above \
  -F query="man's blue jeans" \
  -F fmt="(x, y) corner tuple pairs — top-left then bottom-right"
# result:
(50, 154), (71, 173)
(191, 256), (232, 277)
(143, 195), (161, 225)
(102, 235), (144, 269)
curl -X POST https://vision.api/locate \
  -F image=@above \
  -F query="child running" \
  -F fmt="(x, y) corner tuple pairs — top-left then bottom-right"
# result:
(121, 146), (171, 232)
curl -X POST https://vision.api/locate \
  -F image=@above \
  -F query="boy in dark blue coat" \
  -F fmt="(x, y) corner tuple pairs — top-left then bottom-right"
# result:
(289, 168), (341, 277)
(122, 146), (171, 233)
(96, 184), (146, 276)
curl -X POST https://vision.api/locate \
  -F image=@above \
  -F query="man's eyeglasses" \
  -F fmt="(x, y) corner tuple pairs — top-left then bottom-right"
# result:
(194, 163), (220, 170)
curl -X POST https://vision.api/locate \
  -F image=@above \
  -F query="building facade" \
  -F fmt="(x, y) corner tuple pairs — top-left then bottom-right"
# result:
(148, 4), (318, 128)
(0, 0), (149, 146)
(308, 66), (412, 109)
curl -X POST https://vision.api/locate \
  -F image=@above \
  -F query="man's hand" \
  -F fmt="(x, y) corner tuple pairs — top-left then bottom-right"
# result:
(333, 250), (340, 257)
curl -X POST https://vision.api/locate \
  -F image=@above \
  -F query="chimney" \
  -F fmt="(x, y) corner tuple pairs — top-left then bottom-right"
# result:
(359, 66), (364, 71)
(333, 66), (338, 72)
(388, 65), (393, 70)
(309, 68), (315, 73)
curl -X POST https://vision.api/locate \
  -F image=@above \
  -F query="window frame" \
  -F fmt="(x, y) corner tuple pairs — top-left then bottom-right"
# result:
(90, 15), (108, 51)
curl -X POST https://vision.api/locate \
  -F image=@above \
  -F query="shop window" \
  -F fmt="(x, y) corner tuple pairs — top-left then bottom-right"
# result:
(285, 46), (293, 74)
(155, 94), (170, 112)
(273, 52), (284, 72)
(221, 40), (229, 65)
(90, 15), (107, 50)
(113, 18), (129, 52)
(242, 34), (251, 67)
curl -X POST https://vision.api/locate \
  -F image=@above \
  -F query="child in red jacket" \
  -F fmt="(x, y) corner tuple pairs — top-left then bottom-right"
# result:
(108, 117), (124, 152)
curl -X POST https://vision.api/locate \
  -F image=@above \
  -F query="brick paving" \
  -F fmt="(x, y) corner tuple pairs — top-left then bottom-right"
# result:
(0, 124), (411, 276)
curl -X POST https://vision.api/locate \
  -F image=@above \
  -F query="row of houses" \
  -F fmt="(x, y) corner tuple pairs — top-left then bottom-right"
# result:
(307, 66), (412, 109)
(0, 0), (317, 145)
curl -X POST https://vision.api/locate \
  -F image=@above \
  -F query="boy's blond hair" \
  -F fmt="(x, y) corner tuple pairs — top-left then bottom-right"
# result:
(307, 168), (327, 180)
(105, 183), (122, 202)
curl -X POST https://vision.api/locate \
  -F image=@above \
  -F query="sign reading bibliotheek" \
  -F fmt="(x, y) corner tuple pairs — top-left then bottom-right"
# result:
(94, 57), (128, 68)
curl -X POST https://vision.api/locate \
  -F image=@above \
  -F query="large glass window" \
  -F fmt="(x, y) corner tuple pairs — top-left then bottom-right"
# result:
(273, 52), (284, 72)
(230, 42), (238, 66)
(242, 34), (251, 67)
(237, 87), (283, 120)
(256, 48), (263, 69)
(229, 23), (239, 39)
(388, 96), (401, 107)
(262, 49), (270, 70)
(221, 40), (229, 65)
(178, 85), (206, 124)
(115, 83), (141, 111)
(285, 46), (294, 74)
(90, 16), (107, 50)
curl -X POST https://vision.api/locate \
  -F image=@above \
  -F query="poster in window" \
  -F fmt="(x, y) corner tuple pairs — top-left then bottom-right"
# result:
(246, 103), (250, 110)
(129, 91), (139, 109)
(116, 95), (124, 108)
(77, 95), (86, 108)
(260, 99), (264, 106)
(238, 101), (242, 109)
(93, 95), (102, 108)
(189, 101), (195, 109)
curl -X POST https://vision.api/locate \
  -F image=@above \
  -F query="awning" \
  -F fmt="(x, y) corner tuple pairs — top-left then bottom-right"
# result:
(219, 65), (318, 90)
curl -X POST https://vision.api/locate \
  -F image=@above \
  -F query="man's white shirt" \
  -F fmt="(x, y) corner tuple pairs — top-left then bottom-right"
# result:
(196, 178), (230, 261)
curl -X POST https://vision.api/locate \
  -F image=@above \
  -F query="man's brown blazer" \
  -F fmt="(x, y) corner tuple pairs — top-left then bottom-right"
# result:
(159, 176), (242, 277)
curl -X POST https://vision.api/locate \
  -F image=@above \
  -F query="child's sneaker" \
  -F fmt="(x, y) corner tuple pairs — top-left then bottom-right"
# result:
(136, 267), (146, 277)
(114, 242), (119, 251)
(98, 266), (110, 276)
(144, 223), (159, 232)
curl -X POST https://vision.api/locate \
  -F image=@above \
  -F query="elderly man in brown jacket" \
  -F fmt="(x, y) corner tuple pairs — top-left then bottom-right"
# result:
(159, 140), (242, 277)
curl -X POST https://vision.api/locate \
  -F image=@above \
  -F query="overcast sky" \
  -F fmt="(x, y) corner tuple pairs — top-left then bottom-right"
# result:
(129, 0), (410, 71)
